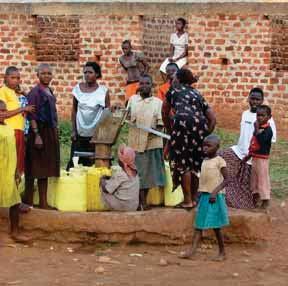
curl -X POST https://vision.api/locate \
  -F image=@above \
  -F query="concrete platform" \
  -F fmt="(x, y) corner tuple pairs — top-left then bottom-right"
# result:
(0, 208), (271, 245)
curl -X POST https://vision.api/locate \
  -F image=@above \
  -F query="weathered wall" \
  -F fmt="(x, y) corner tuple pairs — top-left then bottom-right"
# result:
(0, 2), (287, 137)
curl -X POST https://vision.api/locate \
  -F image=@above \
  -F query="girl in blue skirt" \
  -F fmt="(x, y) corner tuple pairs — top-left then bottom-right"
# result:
(180, 134), (229, 261)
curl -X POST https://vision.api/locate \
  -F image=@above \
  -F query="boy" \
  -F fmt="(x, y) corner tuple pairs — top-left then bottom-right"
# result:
(243, 105), (273, 209)
(0, 100), (31, 242)
(127, 74), (165, 210)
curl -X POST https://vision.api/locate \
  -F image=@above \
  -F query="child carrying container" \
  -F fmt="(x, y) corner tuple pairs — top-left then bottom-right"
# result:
(180, 134), (229, 261)
(100, 144), (140, 211)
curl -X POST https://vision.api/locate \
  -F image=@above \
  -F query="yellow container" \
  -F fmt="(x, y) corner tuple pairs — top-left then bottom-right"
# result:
(147, 187), (164, 206)
(33, 178), (57, 207)
(86, 167), (112, 211)
(164, 161), (184, 206)
(54, 171), (87, 212)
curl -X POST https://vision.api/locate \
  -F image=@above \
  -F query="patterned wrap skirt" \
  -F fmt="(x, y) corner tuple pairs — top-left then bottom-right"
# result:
(195, 193), (229, 230)
(219, 148), (255, 209)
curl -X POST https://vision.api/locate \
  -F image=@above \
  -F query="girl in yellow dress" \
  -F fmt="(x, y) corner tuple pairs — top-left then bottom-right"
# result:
(0, 100), (30, 242)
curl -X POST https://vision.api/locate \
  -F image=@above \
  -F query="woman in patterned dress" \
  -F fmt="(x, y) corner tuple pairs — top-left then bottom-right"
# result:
(162, 69), (216, 209)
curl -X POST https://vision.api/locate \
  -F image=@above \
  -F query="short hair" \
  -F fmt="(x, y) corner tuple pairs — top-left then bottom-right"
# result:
(249, 87), (264, 99)
(166, 62), (179, 70)
(177, 18), (187, 27)
(257, 104), (272, 116)
(176, 68), (198, 85)
(204, 134), (220, 145)
(139, 73), (153, 83)
(122, 39), (132, 47)
(36, 63), (52, 74)
(85, 62), (102, 78)
(5, 66), (19, 76)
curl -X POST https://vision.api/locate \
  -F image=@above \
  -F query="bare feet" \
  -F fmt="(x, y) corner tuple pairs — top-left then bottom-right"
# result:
(10, 233), (32, 243)
(210, 253), (226, 262)
(179, 249), (196, 259)
(19, 203), (33, 213)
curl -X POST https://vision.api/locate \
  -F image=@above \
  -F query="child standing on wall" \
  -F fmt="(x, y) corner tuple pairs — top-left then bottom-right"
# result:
(180, 134), (229, 261)
(242, 105), (273, 210)
(0, 100), (31, 243)
(127, 74), (165, 210)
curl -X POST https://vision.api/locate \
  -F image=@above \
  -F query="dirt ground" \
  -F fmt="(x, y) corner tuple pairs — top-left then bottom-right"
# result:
(1, 202), (288, 286)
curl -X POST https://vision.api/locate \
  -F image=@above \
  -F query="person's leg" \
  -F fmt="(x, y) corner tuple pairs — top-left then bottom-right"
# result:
(179, 171), (194, 208)
(23, 177), (34, 206)
(191, 172), (199, 204)
(139, 188), (149, 211)
(38, 178), (49, 209)
(9, 204), (31, 242)
(251, 161), (261, 208)
(179, 229), (202, 258)
(212, 228), (226, 261)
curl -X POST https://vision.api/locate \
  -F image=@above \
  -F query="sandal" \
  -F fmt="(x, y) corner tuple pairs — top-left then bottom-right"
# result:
(174, 202), (196, 210)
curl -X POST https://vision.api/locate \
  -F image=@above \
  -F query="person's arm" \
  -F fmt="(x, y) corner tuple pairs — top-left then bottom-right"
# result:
(1, 105), (35, 119)
(105, 90), (111, 109)
(30, 119), (44, 149)
(71, 97), (78, 141)
(209, 167), (229, 203)
(205, 107), (216, 134)
(162, 98), (172, 134)
(119, 57), (127, 71)
(168, 44), (175, 61)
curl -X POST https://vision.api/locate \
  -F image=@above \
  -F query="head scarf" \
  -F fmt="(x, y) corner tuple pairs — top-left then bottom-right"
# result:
(118, 144), (137, 177)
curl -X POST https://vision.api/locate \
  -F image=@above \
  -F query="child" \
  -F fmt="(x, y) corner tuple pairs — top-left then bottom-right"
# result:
(180, 134), (229, 261)
(242, 105), (273, 209)
(127, 74), (165, 210)
(157, 62), (179, 101)
(220, 87), (276, 209)
(100, 144), (140, 211)
(0, 100), (31, 243)
(159, 18), (188, 80)
(0, 66), (35, 175)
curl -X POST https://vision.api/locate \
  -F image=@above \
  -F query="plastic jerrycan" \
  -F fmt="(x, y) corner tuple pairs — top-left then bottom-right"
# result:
(147, 187), (164, 206)
(86, 167), (112, 211)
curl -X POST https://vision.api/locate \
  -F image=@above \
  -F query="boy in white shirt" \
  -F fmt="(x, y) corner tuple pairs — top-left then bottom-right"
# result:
(220, 87), (276, 209)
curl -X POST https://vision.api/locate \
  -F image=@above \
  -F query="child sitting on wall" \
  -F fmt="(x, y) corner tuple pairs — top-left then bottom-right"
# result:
(100, 144), (140, 211)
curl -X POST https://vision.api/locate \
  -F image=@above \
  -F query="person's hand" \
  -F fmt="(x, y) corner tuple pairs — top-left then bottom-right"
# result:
(164, 142), (170, 160)
(168, 57), (175, 63)
(15, 170), (21, 187)
(34, 134), (43, 149)
(22, 105), (35, 113)
(71, 130), (77, 142)
(209, 192), (216, 204)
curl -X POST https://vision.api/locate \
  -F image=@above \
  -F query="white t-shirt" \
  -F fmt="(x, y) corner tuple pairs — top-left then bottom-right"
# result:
(170, 32), (188, 59)
(231, 110), (277, 163)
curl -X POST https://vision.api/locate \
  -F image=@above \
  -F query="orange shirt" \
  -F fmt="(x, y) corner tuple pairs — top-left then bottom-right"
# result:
(157, 82), (170, 101)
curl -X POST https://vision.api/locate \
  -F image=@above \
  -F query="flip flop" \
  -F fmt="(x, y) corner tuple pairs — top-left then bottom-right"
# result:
(174, 203), (195, 210)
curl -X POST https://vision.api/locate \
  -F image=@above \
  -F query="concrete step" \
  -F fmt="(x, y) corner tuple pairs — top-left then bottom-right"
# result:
(0, 207), (270, 245)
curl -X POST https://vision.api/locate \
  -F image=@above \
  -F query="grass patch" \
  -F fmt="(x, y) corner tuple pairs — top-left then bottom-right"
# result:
(59, 121), (288, 198)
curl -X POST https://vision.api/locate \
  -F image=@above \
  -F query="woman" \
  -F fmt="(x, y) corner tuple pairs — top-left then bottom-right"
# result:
(24, 63), (60, 209)
(162, 69), (216, 209)
(159, 18), (188, 81)
(119, 40), (149, 103)
(67, 62), (110, 169)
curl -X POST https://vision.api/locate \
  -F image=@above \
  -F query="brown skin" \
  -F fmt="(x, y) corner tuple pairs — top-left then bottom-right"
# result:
(249, 91), (264, 113)
(71, 66), (110, 141)
(120, 42), (149, 83)
(1, 71), (35, 120)
(165, 65), (179, 83)
(180, 138), (229, 260)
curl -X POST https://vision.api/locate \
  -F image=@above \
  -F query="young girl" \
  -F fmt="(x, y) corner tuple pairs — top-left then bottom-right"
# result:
(0, 100), (31, 243)
(127, 74), (165, 210)
(180, 134), (229, 261)
(242, 105), (273, 209)
(159, 18), (188, 80)
(100, 144), (140, 211)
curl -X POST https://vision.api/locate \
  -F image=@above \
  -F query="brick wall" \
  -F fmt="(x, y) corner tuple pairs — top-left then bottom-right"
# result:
(0, 13), (287, 137)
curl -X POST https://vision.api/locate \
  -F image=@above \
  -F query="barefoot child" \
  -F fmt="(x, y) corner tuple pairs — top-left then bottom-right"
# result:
(0, 100), (30, 242)
(242, 105), (273, 209)
(100, 144), (140, 211)
(180, 134), (229, 261)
